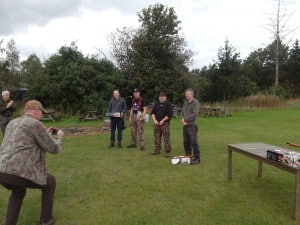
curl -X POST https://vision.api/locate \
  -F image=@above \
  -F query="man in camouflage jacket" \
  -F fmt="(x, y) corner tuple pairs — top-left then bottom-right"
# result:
(0, 100), (64, 225)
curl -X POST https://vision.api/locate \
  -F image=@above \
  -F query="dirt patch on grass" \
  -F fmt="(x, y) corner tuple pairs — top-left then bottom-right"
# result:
(61, 127), (108, 137)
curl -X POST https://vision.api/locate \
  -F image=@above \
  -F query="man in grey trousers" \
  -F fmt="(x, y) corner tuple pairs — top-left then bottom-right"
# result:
(181, 88), (200, 164)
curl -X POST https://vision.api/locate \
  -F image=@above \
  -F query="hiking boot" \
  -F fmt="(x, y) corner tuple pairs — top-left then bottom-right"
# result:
(151, 150), (161, 155)
(109, 142), (115, 148)
(127, 144), (136, 148)
(118, 141), (122, 148)
(190, 158), (200, 165)
(141, 146), (145, 151)
(165, 152), (171, 158)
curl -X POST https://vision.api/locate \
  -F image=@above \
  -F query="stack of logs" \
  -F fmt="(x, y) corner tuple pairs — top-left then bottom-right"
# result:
(102, 119), (111, 132)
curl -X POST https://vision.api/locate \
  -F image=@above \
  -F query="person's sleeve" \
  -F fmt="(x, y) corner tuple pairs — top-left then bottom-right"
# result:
(0, 101), (6, 113)
(122, 99), (127, 113)
(107, 100), (112, 113)
(184, 101), (200, 122)
(151, 104), (156, 115)
(32, 123), (61, 154)
(166, 102), (173, 118)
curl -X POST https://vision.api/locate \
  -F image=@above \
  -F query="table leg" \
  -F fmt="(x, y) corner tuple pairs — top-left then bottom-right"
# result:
(228, 148), (232, 180)
(258, 161), (263, 178)
(295, 172), (300, 220)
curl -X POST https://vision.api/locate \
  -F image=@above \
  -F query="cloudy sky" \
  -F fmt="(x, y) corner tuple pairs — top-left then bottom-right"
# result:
(0, 0), (300, 68)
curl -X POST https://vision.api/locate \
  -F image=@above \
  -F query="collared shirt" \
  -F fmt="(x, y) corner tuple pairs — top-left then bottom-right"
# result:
(182, 98), (200, 126)
(0, 114), (61, 185)
(107, 97), (127, 114)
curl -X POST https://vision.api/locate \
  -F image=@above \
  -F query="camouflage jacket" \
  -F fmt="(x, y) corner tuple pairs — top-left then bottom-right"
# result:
(0, 114), (62, 185)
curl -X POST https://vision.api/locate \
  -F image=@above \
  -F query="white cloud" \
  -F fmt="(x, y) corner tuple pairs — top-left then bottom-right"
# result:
(1, 0), (300, 68)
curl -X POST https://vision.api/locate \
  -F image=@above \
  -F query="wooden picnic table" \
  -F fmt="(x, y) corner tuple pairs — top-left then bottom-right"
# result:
(41, 111), (56, 122)
(172, 106), (182, 118)
(228, 142), (300, 220)
(81, 111), (100, 121)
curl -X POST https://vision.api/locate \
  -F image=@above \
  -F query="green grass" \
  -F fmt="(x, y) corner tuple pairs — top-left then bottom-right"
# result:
(1, 109), (300, 224)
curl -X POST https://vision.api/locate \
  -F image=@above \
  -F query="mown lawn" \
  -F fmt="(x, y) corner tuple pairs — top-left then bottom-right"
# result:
(1, 109), (300, 225)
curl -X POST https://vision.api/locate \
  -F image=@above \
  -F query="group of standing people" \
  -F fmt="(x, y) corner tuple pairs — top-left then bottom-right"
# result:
(0, 87), (200, 225)
(107, 88), (201, 165)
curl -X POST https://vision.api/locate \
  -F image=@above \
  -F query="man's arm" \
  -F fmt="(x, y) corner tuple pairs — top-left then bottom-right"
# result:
(129, 108), (133, 122)
(32, 124), (62, 154)
(107, 100), (112, 114)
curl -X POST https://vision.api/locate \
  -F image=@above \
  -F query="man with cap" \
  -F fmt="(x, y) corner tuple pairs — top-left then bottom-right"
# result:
(151, 92), (173, 157)
(0, 100), (64, 225)
(0, 90), (15, 137)
(127, 88), (147, 150)
(181, 88), (200, 165)
(106, 89), (127, 148)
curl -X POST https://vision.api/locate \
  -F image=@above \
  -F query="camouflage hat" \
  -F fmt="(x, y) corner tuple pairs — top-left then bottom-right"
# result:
(24, 100), (46, 112)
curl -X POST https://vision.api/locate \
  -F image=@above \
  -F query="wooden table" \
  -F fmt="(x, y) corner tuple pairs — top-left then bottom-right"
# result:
(81, 111), (99, 121)
(41, 111), (56, 122)
(228, 142), (300, 220)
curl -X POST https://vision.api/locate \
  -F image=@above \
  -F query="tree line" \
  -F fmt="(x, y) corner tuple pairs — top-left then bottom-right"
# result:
(0, 3), (299, 114)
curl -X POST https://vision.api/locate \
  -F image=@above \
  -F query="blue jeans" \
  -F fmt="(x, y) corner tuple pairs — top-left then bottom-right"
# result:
(110, 117), (124, 142)
(183, 125), (200, 158)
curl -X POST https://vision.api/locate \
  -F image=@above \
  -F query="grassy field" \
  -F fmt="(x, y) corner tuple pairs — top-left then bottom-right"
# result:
(1, 109), (300, 225)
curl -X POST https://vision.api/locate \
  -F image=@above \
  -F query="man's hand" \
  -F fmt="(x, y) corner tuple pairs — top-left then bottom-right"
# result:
(181, 118), (187, 126)
(57, 130), (64, 139)
(158, 120), (164, 126)
(6, 100), (13, 108)
(153, 120), (159, 125)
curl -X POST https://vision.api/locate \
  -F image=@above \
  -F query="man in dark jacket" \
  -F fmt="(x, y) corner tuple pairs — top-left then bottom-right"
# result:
(0, 91), (15, 137)
(107, 89), (127, 148)
(181, 88), (200, 164)
(151, 92), (173, 157)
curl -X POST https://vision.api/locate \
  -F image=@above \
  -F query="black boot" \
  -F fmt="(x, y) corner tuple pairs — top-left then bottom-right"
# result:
(118, 141), (122, 148)
(109, 141), (115, 148)
(190, 157), (200, 165)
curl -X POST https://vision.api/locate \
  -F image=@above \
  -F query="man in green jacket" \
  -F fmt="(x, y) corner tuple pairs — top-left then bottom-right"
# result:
(181, 88), (200, 164)
(0, 100), (64, 225)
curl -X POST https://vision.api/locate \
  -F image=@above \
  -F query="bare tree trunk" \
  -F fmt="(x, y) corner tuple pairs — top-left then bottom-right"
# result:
(275, 0), (280, 87)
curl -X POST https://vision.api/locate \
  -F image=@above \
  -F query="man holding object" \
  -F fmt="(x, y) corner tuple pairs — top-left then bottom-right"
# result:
(181, 88), (200, 165)
(151, 92), (173, 157)
(0, 100), (64, 225)
(107, 89), (127, 148)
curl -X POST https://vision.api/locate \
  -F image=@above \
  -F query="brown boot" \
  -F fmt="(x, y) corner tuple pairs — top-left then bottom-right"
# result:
(151, 150), (161, 155)
(118, 141), (122, 148)
(109, 142), (115, 148)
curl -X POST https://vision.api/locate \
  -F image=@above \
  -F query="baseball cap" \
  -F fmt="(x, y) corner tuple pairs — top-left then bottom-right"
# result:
(24, 100), (46, 112)
(159, 91), (166, 96)
(133, 88), (140, 92)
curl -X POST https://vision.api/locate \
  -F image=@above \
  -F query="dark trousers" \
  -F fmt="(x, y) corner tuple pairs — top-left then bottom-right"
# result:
(0, 116), (12, 137)
(0, 172), (56, 225)
(183, 125), (200, 158)
(110, 117), (123, 142)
